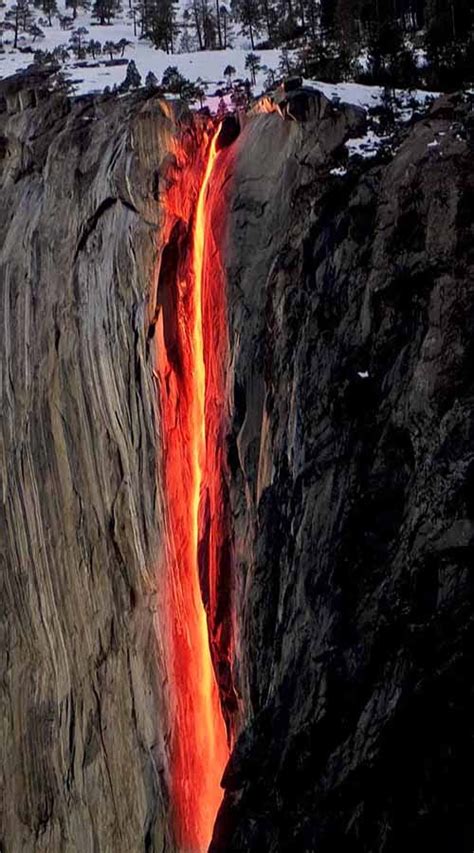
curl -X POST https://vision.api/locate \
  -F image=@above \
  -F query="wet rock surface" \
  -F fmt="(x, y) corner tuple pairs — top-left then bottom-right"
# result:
(211, 93), (474, 851)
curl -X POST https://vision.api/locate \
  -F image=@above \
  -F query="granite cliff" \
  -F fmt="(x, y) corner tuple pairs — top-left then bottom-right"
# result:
(212, 91), (474, 852)
(1, 75), (473, 851)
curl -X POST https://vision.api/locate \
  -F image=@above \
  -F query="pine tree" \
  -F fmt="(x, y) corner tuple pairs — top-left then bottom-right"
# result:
(5, 0), (34, 48)
(139, 0), (177, 52)
(196, 0), (218, 48)
(183, 0), (216, 49)
(303, 0), (319, 38)
(279, 46), (296, 76)
(87, 38), (101, 57)
(92, 0), (121, 25)
(230, 80), (250, 108)
(366, 17), (403, 83)
(214, 0), (223, 47)
(245, 51), (261, 84)
(29, 22), (44, 39)
(128, 0), (140, 35)
(217, 95), (228, 115)
(179, 22), (196, 50)
(224, 63), (236, 84)
(120, 58), (142, 89)
(186, 0), (203, 49)
(116, 36), (131, 54)
(260, 0), (277, 43)
(161, 64), (185, 91)
(36, 0), (57, 25)
(69, 25), (88, 58)
(220, 4), (233, 46)
(66, 0), (90, 19)
(231, 0), (261, 48)
(103, 39), (118, 58)
(58, 14), (74, 29)
(145, 69), (159, 87)
(194, 77), (207, 105)
(263, 64), (277, 88)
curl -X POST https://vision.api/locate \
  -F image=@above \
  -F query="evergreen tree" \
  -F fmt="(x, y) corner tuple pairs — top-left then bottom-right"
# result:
(230, 80), (250, 108)
(116, 36), (131, 54)
(34, 0), (57, 25)
(145, 69), (159, 87)
(220, 4), (233, 46)
(138, 0), (177, 52)
(194, 77), (207, 105)
(214, 0), (223, 47)
(367, 18), (404, 83)
(245, 50), (261, 84)
(279, 45), (297, 76)
(259, 0), (277, 43)
(161, 64), (185, 91)
(128, 1), (140, 35)
(58, 13), (74, 29)
(184, 0), (217, 49)
(263, 64), (277, 88)
(5, 0), (34, 48)
(103, 39), (118, 58)
(231, 0), (261, 48)
(120, 58), (142, 89)
(224, 63), (236, 84)
(179, 20), (196, 50)
(29, 22), (45, 39)
(186, 0), (203, 49)
(65, 0), (90, 19)
(87, 38), (101, 57)
(92, 0), (121, 25)
(217, 95), (228, 115)
(69, 25), (88, 57)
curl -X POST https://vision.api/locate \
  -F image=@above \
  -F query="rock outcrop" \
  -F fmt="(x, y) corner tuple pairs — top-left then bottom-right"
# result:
(1, 76), (474, 853)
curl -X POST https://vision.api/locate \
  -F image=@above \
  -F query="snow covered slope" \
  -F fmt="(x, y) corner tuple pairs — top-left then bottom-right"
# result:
(0, 0), (282, 95)
(0, 0), (442, 114)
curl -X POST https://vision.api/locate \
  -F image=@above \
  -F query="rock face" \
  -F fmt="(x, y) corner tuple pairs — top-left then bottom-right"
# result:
(211, 93), (474, 851)
(1, 77), (474, 853)
(0, 85), (181, 852)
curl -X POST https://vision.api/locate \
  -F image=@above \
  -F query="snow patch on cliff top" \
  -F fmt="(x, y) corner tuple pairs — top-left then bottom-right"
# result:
(303, 78), (438, 115)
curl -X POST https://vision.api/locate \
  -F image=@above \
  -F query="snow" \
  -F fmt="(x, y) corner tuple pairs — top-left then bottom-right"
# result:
(345, 130), (391, 159)
(1, 0), (442, 113)
(357, 371), (369, 378)
(330, 166), (347, 177)
(303, 77), (438, 115)
(0, 0), (445, 147)
(69, 45), (282, 96)
(0, 0), (282, 95)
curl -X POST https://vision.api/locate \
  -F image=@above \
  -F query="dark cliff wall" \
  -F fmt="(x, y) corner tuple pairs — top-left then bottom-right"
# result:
(0, 89), (179, 852)
(211, 93), (474, 851)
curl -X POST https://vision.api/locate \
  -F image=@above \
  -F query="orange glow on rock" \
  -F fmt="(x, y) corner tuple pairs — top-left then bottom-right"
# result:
(157, 126), (231, 852)
(251, 95), (284, 117)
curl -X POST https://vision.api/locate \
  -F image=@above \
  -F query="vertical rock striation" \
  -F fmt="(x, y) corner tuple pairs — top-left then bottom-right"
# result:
(0, 86), (183, 852)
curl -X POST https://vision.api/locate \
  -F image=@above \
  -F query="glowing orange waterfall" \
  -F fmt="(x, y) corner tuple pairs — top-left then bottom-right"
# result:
(157, 126), (232, 852)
